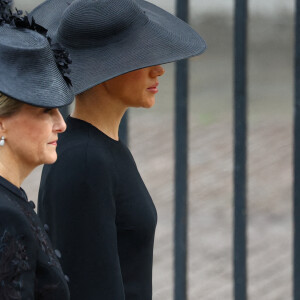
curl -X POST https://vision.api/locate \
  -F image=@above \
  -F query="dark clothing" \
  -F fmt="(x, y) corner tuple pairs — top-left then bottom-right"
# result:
(38, 116), (157, 300)
(0, 175), (70, 300)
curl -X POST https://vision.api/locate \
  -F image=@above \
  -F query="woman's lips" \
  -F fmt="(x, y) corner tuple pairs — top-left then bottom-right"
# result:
(48, 140), (57, 146)
(147, 83), (159, 93)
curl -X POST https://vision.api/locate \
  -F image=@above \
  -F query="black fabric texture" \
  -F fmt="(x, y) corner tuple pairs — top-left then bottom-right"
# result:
(0, 175), (70, 300)
(38, 116), (157, 300)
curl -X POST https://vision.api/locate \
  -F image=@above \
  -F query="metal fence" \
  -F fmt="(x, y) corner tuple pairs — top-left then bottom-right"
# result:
(293, 1), (300, 300)
(234, 0), (248, 299)
(235, 0), (298, 299)
(122, 0), (300, 299)
(234, 0), (296, 299)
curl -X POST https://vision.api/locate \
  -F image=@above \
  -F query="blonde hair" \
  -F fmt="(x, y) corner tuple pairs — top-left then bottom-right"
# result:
(0, 92), (24, 117)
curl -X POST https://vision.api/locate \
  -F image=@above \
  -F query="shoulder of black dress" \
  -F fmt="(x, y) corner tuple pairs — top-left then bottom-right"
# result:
(0, 204), (33, 239)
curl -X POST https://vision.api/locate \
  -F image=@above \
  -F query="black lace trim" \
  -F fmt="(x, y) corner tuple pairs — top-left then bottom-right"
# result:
(13, 200), (62, 272)
(29, 220), (62, 270)
(0, 230), (30, 300)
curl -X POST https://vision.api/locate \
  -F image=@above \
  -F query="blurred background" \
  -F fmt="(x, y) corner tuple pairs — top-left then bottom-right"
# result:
(17, 0), (294, 299)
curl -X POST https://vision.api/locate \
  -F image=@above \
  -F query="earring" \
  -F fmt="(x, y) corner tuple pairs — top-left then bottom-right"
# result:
(0, 136), (5, 147)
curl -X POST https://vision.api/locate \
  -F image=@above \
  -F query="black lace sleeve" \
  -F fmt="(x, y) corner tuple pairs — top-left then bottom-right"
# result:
(0, 208), (37, 300)
(0, 230), (31, 300)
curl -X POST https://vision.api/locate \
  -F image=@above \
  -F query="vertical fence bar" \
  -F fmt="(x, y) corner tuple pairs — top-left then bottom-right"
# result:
(294, 1), (300, 299)
(119, 111), (128, 145)
(174, 0), (189, 299)
(234, 0), (248, 300)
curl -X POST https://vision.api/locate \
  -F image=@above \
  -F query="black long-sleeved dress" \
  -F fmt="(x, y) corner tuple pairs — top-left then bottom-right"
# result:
(0, 175), (70, 300)
(38, 116), (158, 300)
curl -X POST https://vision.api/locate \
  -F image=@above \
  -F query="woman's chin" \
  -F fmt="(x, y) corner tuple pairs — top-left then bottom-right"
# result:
(143, 99), (155, 109)
(42, 154), (58, 165)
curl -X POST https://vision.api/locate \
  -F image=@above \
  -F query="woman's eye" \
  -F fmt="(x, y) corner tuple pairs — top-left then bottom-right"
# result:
(44, 108), (53, 113)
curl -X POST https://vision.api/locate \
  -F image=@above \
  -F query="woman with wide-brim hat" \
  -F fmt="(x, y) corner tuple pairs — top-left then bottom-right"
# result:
(0, 2), (74, 299)
(30, 0), (206, 299)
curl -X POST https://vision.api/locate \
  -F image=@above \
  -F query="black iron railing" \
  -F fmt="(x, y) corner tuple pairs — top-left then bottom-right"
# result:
(294, 1), (300, 299)
(174, 0), (189, 298)
(233, 0), (248, 300)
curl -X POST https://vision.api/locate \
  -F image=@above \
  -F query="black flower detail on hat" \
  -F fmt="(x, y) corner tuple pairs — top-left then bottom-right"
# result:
(49, 40), (72, 87)
(0, 0), (72, 87)
(0, 0), (13, 25)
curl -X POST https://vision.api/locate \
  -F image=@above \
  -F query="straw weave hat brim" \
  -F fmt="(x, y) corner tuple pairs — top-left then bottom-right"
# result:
(30, 0), (206, 95)
(0, 26), (74, 108)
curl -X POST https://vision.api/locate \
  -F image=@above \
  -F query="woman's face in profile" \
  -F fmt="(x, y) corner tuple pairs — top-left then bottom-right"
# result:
(1, 104), (66, 167)
(103, 65), (165, 108)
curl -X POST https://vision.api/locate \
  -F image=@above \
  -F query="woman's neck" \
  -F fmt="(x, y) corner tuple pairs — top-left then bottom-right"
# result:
(0, 151), (32, 188)
(72, 85), (127, 141)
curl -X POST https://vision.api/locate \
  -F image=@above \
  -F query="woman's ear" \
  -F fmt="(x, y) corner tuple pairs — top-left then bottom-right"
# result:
(0, 119), (7, 134)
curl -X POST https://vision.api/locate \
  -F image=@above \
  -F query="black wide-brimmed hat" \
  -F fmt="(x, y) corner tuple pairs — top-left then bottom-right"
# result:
(30, 0), (206, 95)
(0, 2), (74, 108)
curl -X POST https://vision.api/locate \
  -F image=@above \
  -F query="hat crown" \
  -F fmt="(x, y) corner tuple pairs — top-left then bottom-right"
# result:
(0, 25), (73, 107)
(57, 0), (148, 47)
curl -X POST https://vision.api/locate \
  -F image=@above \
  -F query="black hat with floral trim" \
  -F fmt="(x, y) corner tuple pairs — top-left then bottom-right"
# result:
(0, 0), (74, 108)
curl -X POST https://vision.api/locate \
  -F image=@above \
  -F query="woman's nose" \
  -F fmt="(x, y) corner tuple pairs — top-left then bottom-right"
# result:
(150, 65), (165, 77)
(53, 109), (67, 133)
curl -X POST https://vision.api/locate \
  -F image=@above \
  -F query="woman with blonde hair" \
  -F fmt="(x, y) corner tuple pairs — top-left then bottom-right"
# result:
(0, 2), (74, 299)
(31, 0), (206, 299)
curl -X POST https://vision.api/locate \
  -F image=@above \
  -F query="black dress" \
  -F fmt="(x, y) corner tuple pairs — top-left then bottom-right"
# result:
(0, 175), (70, 300)
(38, 116), (158, 300)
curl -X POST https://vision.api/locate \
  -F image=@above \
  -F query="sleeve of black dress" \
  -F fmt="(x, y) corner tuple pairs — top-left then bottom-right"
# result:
(40, 146), (125, 300)
(0, 207), (37, 300)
